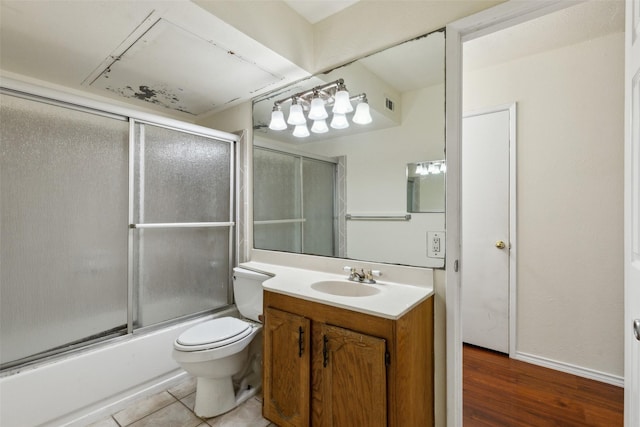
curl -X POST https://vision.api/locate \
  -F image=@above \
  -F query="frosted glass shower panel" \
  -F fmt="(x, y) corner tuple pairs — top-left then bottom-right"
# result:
(134, 227), (230, 327)
(253, 148), (301, 221)
(0, 94), (128, 366)
(302, 158), (335, 257)
(133, 123), (232, 223)
(132, 121), (233, 327)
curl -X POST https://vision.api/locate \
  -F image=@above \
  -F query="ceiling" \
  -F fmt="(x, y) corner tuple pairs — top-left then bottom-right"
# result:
(0, 0), (625, 121)
(284, 0), (360, 24)
(0, 0), (310, 120)
(464, 0), (625, 71)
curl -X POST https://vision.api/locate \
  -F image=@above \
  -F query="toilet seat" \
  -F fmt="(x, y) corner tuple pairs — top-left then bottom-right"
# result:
(175, 317), (253, 352)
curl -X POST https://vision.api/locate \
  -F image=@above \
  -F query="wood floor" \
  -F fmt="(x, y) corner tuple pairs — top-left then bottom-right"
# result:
(463, 344), (624, 426)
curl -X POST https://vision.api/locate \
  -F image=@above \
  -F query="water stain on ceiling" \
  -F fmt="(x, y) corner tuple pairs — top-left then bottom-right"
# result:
(89, 18), (283, 116)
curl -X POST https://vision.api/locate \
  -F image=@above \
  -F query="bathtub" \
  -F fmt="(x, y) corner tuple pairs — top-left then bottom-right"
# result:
(0, 307), (238, 427)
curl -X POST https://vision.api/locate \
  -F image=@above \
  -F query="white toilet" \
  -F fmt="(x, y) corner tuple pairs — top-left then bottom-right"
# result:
(172, 267), (269, 418)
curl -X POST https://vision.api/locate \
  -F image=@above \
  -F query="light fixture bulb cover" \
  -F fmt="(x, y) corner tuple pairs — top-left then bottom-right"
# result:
(311, 119), (329, 134)
(293, 124), (310, 137)
(287, 103), (306, 125)
(332, 90), (353, 114)
(330, 113), (349, 130)
(352, 102), (372, 125)
(308, 97), (328, 120)
(268, 109), (287, 130)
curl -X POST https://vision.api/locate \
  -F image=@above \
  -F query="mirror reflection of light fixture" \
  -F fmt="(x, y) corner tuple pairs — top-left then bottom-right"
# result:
(330, 113), (349, 130)
(308, 92), (328, 120)
(332, 81), (353, 114)
(293, 124), (310, 138)
(268, 78), (372, 138)
(311, 119), (329, 134)
(268, 106), (287, 130)
(416, 160), (446, 176)
(287, 99), (306, 125)
(352, 97), (372, 125)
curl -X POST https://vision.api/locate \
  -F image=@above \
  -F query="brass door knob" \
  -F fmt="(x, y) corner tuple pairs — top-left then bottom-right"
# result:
(495, 240), (506, 249)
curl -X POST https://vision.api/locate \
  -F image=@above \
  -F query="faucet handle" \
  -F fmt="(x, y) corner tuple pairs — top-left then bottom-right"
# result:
(343, 266), (353, 273)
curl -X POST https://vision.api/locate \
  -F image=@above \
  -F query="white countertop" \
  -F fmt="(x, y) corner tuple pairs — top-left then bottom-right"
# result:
(240, 261), (434, 320)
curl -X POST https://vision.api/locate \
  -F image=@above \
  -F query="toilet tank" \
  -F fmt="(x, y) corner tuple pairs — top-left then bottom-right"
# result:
(232, 267), (270, 322)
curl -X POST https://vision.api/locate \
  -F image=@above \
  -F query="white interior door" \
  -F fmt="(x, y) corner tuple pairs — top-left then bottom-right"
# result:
(461, 105), (514, 354)
(625, 1), (640, 426)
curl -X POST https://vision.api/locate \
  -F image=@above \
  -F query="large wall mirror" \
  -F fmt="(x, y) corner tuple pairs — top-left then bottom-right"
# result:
(252, 29), (446, 268)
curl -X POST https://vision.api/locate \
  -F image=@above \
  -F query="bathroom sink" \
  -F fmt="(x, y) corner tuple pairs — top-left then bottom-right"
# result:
(311, 280), (380, 297)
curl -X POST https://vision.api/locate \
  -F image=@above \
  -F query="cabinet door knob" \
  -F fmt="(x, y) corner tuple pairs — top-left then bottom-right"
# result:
(495, 240), (506, 249)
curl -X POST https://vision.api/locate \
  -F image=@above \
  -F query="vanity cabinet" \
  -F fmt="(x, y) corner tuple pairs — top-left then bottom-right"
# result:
(263, 290), (434, 427)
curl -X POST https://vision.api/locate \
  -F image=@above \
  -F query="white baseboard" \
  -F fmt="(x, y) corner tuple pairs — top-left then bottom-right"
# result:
(513, 351), (624, 388)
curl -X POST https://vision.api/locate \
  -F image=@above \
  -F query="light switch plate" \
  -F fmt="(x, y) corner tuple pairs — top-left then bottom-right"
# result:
(427, 231), (445, 258)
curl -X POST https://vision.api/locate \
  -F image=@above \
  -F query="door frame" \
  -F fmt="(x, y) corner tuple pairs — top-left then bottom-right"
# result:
(462, 103), (517, 357)
(445, 1), (582, 426)
(624, 0), (640, 425)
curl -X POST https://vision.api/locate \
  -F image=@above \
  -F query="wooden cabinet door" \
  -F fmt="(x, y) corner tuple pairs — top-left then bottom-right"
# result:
(263, 307), (311, 427)
(319, 324), (387, 427)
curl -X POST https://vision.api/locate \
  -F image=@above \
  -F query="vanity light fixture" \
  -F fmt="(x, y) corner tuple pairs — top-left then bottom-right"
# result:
(352, 97), (372, 125)
(268, 106), (287, 130)
(268, 78), (372, 137)
(286, 99), (306, 126)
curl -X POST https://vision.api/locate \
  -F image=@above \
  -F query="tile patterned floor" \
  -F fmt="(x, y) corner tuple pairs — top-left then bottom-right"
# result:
(89, 377), (276, 427)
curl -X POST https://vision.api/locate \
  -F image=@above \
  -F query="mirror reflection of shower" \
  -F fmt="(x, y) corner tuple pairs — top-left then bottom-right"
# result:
(253, 146), (341, 257)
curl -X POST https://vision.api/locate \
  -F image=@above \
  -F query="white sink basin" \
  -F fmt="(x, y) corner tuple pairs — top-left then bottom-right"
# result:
(311, 280), (381, 297)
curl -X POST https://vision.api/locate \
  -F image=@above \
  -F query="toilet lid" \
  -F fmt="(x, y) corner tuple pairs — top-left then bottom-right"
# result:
(177, 317), (252, 349)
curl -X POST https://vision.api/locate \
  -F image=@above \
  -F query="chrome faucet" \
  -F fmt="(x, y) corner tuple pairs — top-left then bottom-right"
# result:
(344, 267), (378, 284)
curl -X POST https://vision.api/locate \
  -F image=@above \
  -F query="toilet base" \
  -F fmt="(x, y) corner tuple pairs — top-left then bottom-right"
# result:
(193, 376), (261, 418)
(194, 376), (235, 418)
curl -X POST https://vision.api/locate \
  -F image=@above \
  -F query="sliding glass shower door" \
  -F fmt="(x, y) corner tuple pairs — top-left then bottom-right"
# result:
(131, 122), (233, 327)
(0, 94), (129, 367)
(0, 91), (236, 370)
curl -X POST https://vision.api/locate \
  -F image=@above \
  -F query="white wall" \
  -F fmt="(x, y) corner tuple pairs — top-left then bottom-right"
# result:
(463, 31), (625, 378)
